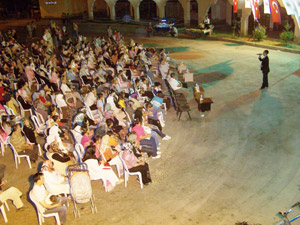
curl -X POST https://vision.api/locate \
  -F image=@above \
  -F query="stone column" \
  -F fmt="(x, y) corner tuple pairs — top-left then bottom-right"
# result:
(130, 4), (133, 17)
(225, 0), (232, 25)
(106, 1), (116, 20)
(180, 0), (191, 27)
(154, 0), (166, 18)
(292, 15), (299, 42)
(240, 8), (251, 35)
(87, 0), (95, 20)
(196, 0), (214, 24)
(133, 3), (140, 21)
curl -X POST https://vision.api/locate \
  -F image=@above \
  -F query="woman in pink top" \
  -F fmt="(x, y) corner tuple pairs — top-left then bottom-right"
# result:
(81, 128), (92, 148)
(122, 143), (152, 185)
(131, 117), (159, 158)
(25, 65), (35, 85)
(50, 67), (59, 88)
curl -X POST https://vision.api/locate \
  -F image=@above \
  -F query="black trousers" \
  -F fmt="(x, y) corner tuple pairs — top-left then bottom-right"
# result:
(148, 118), (162, 131)
(18, 145), (39, 162)
(261, 71), (269, 88)
(129, 163), (151, 184)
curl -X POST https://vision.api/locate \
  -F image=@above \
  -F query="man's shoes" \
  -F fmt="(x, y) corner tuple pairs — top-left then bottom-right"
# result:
(157, 151), (162, 155)
(152, 155), (161, 159)
(162, 135), (171, 141)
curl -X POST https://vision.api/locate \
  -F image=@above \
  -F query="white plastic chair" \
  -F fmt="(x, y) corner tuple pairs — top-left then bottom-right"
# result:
(0, 135), (8, 157)
(119, 152), (143, 189)
(29, 191), (61, 225)
(24, 136), (42, 156)
(75, 143), (85, 161)
(70, 129), (82, 144)
(0, 203), (7, 223)
(7, 137), (32, 169)
(3, 105), (15, 116)
(16, 98), (32, 118)
(31, 115), (46, 135)
(85, 104), (101, 123)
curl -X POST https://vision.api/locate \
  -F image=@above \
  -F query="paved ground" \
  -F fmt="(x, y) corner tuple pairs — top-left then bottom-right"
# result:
(1, 24), (300, 225)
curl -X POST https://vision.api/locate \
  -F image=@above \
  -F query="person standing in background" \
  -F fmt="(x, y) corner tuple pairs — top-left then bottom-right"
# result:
(73, 22), (78, 40)
(258, 50), (270, 90)
(26, 22), (32, 39)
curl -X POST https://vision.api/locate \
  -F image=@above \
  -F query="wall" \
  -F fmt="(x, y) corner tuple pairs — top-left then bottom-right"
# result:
(93, 0), (108, 12)
(39, 0), (88, 18)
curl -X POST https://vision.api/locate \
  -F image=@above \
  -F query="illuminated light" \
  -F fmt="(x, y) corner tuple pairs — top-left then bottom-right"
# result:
(45, 1), (57, 4)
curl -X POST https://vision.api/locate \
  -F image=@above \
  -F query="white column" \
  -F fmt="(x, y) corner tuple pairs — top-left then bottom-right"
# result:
(240, 8), (251, 35)
(88, 0), (95, 20)
(109, 3), (116, 20)
(196, 0), (213, 24)
(155, 0), (166, 18)
(133, 3), (140, 21)
(292, 15), (300, 42)
(225, 0), (232, 25)
(180, 0), (190, 26)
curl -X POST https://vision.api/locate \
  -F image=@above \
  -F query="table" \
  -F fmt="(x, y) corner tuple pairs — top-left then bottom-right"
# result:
(193, 87), (213, 112)
(197, 98), (213, 112)
(193, 87), (205, 100)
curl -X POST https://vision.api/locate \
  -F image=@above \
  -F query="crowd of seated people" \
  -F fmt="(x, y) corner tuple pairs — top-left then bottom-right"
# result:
(0, 21), (187, 223)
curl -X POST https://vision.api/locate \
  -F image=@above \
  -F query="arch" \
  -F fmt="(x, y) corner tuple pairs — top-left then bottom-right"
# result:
(139, 0), (157, 20)
(92, 0), (109, 19)
(190, 0), (198, 25)
(165, 0), (184, 22)
(115, 0), (133, 19)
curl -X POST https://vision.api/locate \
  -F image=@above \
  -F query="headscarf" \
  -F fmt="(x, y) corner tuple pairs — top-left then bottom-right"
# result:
(41, 160), (53, 172)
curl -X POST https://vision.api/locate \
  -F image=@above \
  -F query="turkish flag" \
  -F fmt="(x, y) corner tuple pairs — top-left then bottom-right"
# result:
(233, 0), (238, 13)
(270, 0), (281, 23)
(251, 0), (260, 20)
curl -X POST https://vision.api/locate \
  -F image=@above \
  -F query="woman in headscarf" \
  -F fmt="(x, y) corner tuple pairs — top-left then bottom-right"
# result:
(82, 144), (120, 192)
(41, 160), (70, 195)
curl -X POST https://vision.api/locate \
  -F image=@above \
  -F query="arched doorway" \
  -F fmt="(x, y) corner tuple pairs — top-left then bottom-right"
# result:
(139, 0), (157, 20)
(115, 0), (132, 19)
(93, 0), (109, 19)
(190, 0), (198, 26)
(165, 0), (184, 23)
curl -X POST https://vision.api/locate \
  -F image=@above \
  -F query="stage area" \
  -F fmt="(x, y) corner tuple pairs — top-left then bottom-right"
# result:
(2, 35), (300, 225)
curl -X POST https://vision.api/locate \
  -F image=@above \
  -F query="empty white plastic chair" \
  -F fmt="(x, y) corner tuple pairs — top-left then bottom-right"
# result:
(29, 191), (61, 225)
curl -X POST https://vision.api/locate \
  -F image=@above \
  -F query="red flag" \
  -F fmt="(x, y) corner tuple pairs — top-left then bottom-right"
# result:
(251, 0), (260, 20)
(270, 0), (281, 23)
(233, 0), (238, 13)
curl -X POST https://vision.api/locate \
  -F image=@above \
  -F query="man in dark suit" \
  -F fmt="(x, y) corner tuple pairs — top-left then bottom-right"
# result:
(259, 50), (270, 89)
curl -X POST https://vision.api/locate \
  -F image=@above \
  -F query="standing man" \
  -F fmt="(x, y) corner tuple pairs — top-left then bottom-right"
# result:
(73, 22), (78, 40)
(259, 50), (270, 89)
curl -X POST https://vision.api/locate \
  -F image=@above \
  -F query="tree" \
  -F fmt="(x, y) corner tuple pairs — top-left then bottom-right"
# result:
(280, 22), (294, 43)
